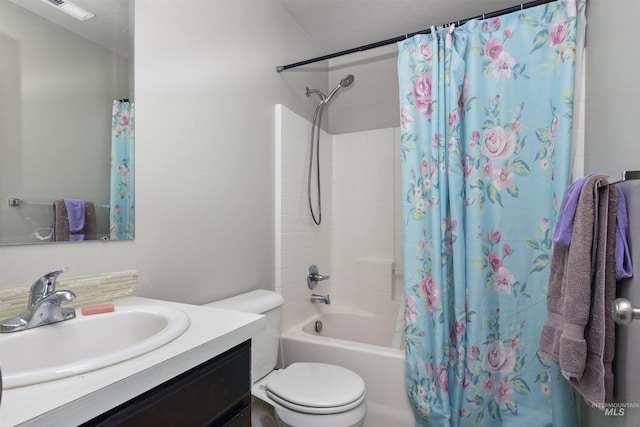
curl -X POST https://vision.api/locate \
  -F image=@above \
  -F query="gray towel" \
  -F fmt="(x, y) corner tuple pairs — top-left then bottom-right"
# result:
(539, 174), (617, 408)
(53, 200), (97, 241)
(570, 181), (617, 408)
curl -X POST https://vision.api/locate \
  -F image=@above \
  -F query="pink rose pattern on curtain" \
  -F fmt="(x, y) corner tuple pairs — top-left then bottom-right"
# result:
(398, 1), (584, 426)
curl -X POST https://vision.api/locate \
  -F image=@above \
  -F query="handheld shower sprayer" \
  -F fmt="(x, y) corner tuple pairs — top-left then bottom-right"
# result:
(305, 75), (355, 225)
(324, 74), (355, 104)
(305, 74), (355, 106)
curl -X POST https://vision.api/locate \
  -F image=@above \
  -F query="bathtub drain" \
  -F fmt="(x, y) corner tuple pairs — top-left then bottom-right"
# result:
(315, 320), (323, 333)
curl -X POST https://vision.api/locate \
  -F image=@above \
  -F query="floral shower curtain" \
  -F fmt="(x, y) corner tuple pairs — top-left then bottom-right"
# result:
(398, 1), (585, 425)
(110, 100), (135, 240)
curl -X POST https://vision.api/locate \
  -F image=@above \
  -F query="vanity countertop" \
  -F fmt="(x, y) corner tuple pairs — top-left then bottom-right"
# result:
(0, 296), (264, 426)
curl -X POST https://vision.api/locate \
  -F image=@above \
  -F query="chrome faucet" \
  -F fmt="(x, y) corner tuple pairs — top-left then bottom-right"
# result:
(0, 268), (76, 333)
(310, 294), (331, 304)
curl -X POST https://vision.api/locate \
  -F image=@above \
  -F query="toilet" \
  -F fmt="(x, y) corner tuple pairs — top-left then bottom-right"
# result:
(204, 290), (367, 427)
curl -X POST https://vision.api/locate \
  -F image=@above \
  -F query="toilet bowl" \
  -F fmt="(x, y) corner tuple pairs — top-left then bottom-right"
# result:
(254, 363), (366, 427)
(204, 290), (367, 427)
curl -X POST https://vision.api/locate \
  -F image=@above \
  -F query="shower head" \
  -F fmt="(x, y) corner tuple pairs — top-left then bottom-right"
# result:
(340, 74), (355, 87)
(324, 74), (355, 103)
(306, 74), (355, 105)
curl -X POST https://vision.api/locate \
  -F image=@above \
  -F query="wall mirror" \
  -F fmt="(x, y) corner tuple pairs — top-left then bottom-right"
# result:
(0, 0), (134, 245)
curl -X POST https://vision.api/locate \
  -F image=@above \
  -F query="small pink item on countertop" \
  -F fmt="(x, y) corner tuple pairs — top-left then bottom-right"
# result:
(81, 303), (115, 316)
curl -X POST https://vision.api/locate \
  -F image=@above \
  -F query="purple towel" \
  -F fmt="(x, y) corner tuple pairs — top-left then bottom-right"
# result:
(553, 173), (595, 247)
(616, 186), (633, 279)
(63, 198), (85, 233)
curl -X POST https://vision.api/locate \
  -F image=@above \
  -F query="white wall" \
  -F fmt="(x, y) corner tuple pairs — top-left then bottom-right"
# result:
(0, 0), (326, 306)
(327, 44), (400, 134)
(571, 55), (586, 182)
(585, 0), (640, 177)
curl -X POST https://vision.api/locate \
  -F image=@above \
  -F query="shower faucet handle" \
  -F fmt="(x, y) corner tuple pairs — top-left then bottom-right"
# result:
(307, 264), (330, 290)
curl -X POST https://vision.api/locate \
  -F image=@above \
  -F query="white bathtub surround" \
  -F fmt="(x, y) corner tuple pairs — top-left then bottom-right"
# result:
(281, 307), (413, 427)
(338, 258), (396, 316)
(275, 105), (402, 329)
(0, 270), (137, 319)
(331, 129), (400, 312)
(0, 296), (264, 426)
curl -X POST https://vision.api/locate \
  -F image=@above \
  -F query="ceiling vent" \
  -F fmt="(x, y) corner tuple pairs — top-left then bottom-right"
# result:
(42, 0), (95, 21)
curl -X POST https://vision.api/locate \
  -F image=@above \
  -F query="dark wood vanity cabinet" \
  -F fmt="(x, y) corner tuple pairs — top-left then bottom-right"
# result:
(82, 340), (251, 427)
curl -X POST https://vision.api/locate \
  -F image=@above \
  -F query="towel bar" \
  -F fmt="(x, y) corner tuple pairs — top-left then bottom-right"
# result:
(598, 170), (640, 187)
(8, 198), (109, 209)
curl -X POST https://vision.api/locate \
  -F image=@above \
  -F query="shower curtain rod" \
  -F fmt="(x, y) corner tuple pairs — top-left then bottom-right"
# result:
(276, 0), (556, 72)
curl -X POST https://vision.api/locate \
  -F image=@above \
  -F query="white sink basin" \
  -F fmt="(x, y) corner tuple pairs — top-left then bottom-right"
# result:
(0, 305), (190, 388)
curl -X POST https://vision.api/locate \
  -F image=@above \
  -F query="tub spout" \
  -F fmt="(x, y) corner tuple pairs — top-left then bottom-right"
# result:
(310, 294), (330, 304)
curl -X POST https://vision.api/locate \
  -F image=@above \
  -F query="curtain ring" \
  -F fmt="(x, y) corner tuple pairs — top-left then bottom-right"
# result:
(521, 4), (524, 10)
(482, 13), (485, 20)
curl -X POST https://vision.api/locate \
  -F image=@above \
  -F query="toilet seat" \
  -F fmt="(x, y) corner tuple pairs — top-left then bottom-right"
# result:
(265, 362), (366, 415)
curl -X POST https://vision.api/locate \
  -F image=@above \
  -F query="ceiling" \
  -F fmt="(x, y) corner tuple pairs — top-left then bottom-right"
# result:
(10, 0), (131, 57)
(278, 0), (532, 55)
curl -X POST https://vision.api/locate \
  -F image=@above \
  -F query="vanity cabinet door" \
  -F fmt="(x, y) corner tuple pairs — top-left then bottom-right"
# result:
(83, 340), (251, 426)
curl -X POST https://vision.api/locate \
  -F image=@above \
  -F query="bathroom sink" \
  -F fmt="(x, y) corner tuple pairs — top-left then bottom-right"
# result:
(0, 305), (190, 388)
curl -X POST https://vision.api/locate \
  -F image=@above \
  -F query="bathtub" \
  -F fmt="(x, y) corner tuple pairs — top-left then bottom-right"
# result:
(280, 307), (414, 427)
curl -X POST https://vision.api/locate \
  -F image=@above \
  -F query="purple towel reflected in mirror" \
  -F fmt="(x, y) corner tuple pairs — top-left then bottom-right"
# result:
(53, 199), (97, 241)
(63, 198), (86, 233)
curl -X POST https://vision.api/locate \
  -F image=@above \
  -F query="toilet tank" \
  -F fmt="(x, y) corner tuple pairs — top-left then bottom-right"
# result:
(203, 289), (283, 382)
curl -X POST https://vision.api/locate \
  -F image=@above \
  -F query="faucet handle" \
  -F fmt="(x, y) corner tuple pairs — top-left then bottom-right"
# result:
(307, 265), (330, 290)
(29, 267), (68, 306)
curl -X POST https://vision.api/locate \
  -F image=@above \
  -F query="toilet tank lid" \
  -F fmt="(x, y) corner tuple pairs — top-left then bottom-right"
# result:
(204, 289), (283, 314)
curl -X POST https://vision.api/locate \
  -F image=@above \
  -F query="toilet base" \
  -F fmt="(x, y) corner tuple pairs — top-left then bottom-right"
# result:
(270, 401), (366, 427)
